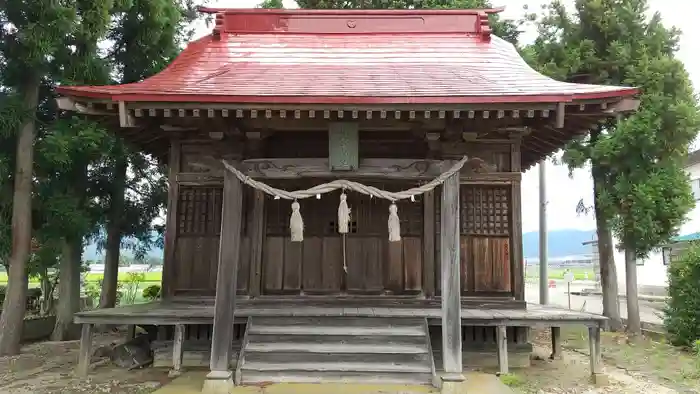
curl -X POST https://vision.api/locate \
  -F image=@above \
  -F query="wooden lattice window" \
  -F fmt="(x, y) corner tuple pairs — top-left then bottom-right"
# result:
(461, 185), (510, 236)
(177, 187), (223, 236)
(435, 185), (511, 236)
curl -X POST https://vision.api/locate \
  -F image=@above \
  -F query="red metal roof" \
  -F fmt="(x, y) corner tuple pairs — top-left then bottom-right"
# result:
(56, 8), (639, 104)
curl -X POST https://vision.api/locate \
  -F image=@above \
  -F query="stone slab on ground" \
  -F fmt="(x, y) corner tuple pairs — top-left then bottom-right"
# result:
(151, 370), (515, 394)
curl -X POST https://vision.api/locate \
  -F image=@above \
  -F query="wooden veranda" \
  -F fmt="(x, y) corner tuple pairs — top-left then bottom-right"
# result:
(74, 299), (608, 381)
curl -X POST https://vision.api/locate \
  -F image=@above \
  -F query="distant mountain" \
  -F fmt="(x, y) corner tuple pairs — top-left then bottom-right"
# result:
(83, 229), (596, 262)
(522, 229), (596, 258)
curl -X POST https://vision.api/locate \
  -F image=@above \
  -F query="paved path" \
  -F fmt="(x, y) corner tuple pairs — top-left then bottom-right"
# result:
(525, 282), (664, 325)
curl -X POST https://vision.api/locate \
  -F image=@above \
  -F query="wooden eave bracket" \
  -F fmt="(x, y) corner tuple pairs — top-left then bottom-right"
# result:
(56, 96), (114, 116)
(604, 98), (641, 114)
(118, 101), (138, 128)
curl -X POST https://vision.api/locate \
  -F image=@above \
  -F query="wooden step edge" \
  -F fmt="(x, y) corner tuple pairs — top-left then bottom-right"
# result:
(240, 373), (433, 385)
(248, 328), (426, 336)
(244, 346), (429, 354)
(240, 362), (431, 373)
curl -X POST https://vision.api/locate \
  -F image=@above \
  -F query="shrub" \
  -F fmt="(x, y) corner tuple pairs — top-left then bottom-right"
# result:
(0, 285), (5, 305)
(142, 284), (161, 301)
(664, 242), (700, 347)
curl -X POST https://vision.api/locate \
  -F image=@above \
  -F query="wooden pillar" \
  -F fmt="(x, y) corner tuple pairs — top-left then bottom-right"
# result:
(162, 140), (181, 299)
(440, 171), (464, 381)
(248, 190), (265, 297)
(77, 323), (93, 377)
(203, 169), (243, 394)
(496, 325), (509, 375)
(588, 325), (606, 384)
(423, 190), (436, 297)
(169, 324), (185, 378)
(550, 326), (562, 360)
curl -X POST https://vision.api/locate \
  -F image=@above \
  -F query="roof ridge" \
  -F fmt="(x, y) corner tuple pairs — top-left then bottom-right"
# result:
(203, 7), (499, 40)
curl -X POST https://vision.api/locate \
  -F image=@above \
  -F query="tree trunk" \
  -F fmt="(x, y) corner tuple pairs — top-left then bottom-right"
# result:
(51, 237), (83, 341)
(99, 154), (127, 309)
(0, 78), (40, 356)
(590, 130), (622, 332)
(624, 246), (641, 336)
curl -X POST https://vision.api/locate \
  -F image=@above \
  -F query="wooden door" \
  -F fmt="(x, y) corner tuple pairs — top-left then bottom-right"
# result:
(260, 183), (424, 296)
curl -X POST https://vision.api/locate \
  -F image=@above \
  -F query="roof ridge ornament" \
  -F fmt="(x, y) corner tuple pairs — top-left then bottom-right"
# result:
(212, 12), (224, 40)
(477, 12), (492, 42)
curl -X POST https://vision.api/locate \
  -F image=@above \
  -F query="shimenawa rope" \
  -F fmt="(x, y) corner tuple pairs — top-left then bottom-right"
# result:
(221, 156), (468, 242)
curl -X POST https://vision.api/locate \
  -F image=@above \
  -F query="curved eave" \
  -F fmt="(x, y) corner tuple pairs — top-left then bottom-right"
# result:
(55, 89), (640, 105)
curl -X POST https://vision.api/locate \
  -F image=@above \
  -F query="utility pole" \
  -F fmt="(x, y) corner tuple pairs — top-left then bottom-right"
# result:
(539, 159), (549, 305)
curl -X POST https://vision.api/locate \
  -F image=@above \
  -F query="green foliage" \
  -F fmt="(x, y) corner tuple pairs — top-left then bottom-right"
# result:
(525, 0), (699, 257)
(142, 284), (161, 301)
(85, 279), (123, 306)
(665, 242), (700, 347)
(121, 272), (146, 305)
(258, 0), (284, 8)
(294, 0), (522, 44)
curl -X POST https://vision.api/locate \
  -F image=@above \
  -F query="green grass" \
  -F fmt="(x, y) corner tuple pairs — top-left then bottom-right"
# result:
(0, 271), (163, 285)
(525, 266), (595, 281)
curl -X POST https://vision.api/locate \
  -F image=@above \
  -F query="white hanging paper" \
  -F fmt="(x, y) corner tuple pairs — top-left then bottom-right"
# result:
(338, 192), (350, 234)
(290, 201), (304, 242)
(388, 202), (401, 242)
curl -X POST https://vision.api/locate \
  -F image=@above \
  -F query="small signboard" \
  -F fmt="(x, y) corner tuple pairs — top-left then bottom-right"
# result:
(563, 271), (575, 283)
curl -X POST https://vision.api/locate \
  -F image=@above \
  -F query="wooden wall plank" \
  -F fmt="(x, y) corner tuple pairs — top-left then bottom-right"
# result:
(386, 241), (404, 293)
(345, 238), (365, 292)
(321, 237), (343, 292)
(283, 240), (302, 291)
(364, 238), (384, 292)
(301, 237), (323, 292)
(237, 236), (251, 293)
(263, 237), (284, 292)
(403, 237), (422, 292)
(470, 237), (512, 293)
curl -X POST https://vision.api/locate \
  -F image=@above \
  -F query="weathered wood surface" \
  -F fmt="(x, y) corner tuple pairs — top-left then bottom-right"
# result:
(74, 301), (607, 326)
(550, 326), (562, 360)
(162, 140), (181, 298)
(440, 171), (462, 375)
(209, 169), (243, 373)
(496, 325), (508, 374)
(169, 324), (185, 377)
(77, 323), (94, 377)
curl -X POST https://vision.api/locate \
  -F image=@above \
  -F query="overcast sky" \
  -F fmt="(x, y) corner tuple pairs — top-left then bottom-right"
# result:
(192, 0), (699, 234)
